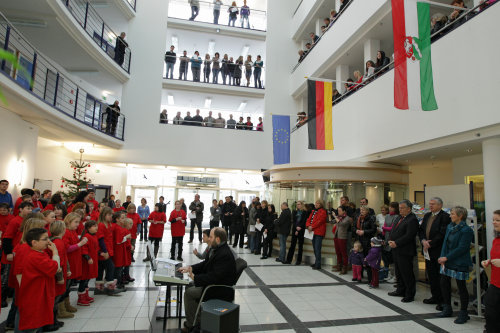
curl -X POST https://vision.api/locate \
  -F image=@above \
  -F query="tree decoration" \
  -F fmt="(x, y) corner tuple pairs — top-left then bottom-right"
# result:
(60, 148), (92, 200)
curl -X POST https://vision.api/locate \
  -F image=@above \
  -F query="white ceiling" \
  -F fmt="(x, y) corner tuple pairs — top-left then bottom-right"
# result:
(166, 27), (266, 59)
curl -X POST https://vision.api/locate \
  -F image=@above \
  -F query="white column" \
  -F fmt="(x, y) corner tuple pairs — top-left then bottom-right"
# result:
(315, 18), (323, 36)
(364, 39), (380, 65)
(335, 0), (341, 12)
(335, 64), (349, 93)
(483, 138), (500, 255)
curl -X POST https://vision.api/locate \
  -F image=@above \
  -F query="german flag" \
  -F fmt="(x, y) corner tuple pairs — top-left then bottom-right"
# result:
(307, 80), (333, 150)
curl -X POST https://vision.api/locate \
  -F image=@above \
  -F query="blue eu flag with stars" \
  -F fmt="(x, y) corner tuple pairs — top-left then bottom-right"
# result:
(272, 115), (290, 165)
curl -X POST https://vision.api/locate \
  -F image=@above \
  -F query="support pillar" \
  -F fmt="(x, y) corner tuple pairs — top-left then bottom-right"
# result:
(364, 39), (380, 66)
(335, 64), (349, 93)
(482, 138), (500, 255)
(315, 18), (324, 37)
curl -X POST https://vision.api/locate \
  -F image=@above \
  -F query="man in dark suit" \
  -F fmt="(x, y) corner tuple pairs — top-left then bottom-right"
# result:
(156, 196), (167, 213)
(178, 228), (237, 332)
(388, 200), (419, 302)
(419, 197), (451, 310)
(355, 197), (375, 217)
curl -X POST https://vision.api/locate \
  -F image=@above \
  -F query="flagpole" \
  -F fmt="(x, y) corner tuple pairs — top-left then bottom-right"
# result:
(305, 76), (353, 84)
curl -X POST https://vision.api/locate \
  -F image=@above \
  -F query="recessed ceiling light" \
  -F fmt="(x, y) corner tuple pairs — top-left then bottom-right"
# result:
(208, 40), (216, 56)
(167, 94), (174, 105)
(237, 102), (247, 112)
(204, 97), (212, 108)
(466, 148), (472, 153)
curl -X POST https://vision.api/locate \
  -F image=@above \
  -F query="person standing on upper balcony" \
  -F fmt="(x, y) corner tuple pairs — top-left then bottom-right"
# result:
(203, 111), (215, 127)
(214, 113), (225, 128)
(190, 51), (202, 82)
(203, 53), (212, 83)
(192, 109), (203, 126)
(256, 117), (263, 131)
(189, 0), (200, 21)
(105, 100), (120, 136)
(114, 32), (128, 67)
(375, 51), (390, 73)
(310, 32), (319, 45)
(254, 55), (263, 88)
(227, 57), (236, 85)
(160, 109), (168, 124)
(339, 0), (350, 13)
(173, 111), (183, 125)
(184, 111), (193, 126)
(236, 117), (245, 130)
(304, 43), (312, 55)
(179, 50), (189, 80)
(240, 0), (250, 29)
(213, 0), (223, 24)
(165, 45), (176, 79)
(245, 117), (253, 130)
(329, 10), (337, 26)
(226, 114), (236, 129)
(233, 56), (243, 86)
(221, 54), (229, 85)
(212, 52), (221, 84)
(228, 2), (239, 27)
(244, 55), (253, 87)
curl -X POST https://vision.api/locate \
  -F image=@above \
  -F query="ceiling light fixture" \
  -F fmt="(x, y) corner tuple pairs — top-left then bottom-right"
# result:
(237, 101), (247, 112)
(241, 45), (250, 59)
(168, 94), (174, 105)
(204, 97), (212, 108)
(466, 148), (473, 153)
(208, 40), (216, 56)
(171, 36), (178, 50)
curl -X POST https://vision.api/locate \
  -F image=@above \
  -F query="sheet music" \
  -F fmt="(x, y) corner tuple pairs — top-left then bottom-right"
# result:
(304, 229), (314, 240)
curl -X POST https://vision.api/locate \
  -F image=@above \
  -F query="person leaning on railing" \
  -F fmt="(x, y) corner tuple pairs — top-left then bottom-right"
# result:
(173, 111), (183, 125)
(114, 32), (128, 66)
(104, 100), (120, 136)
(160, 109), (168, 124)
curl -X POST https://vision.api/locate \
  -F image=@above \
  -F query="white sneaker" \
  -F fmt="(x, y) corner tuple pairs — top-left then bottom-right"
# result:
(386, 276), (396, 283)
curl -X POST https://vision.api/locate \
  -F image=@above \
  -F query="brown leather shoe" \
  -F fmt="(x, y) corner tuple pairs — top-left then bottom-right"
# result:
(332, 264), (341, 272)
(340, 266), (347, 275)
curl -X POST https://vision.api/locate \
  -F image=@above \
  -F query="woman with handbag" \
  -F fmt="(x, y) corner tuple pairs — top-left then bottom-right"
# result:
(260, 204), (277, 259)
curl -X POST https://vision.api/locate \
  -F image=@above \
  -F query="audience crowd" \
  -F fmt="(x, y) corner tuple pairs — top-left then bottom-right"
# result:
(158, 108), (264, 131)
(164, 46), (265, 88)
(0, 178), (499, 332)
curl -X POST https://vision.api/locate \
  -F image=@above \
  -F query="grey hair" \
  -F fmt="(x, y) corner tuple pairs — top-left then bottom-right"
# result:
(430, 197), (443, 205)
(451, 206), (468, 220)
(399, 199), (413, 209)
(360, 205), (370, 213)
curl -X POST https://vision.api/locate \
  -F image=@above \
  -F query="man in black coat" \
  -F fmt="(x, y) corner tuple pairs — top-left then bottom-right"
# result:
(114, 32), (128, 66)
(222, 196), (237, 243)
(188, 194), (204, 243)
(179, 228), (237, 332)
(156, 196), (167, 213)
(164, 45), (176, 79)
(388, 199), (419, 302)
(419, 197), (451, 309)
(275, 202), (292, 263)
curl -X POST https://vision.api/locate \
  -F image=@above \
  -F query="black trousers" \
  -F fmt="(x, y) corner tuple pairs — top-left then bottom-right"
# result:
(254, 230), (262, 253)
(171, 236), (184, 258)
(140, 220), (148, 240)
(441, 274), (468, 310)
(286, 231), (304, 263)
(97, 258), (115, 282)
(393, 252), (416, 298)
(261, 232), (273, 257)
(189, 218), (202, 241)
(485, 284), (500, 333)
(149, 238), (161, 257)
(425, 257), (442, 302)
(233, 232), (245, 248)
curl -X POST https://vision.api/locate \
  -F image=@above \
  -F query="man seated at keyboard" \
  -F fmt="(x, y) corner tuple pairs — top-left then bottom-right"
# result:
(178, 227), (237, 332)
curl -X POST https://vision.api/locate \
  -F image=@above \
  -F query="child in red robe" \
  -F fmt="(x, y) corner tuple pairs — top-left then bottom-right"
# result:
(169, 201), (187, 261)
(112, 210), (129, 292)
(62, 213), (88, 314)
(121, 218), (134, 285)
(48, 220), (70, 326)
(78, 220), (99, 306)
(0, 203), (12, 307)
(17, 228), (59, 331)
(126, 203), (140, 265)
(95, 207), (117, 295)
(147, 203), (167, 260)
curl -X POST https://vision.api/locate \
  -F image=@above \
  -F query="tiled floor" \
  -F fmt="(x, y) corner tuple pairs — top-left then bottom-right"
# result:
(0, 231), (487, 332)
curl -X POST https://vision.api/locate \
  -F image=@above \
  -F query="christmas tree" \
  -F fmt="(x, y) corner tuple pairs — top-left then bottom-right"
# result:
(61, 148), (92, 200)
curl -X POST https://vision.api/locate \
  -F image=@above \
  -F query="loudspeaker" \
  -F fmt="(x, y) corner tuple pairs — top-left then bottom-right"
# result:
(201, 299), (239, 333)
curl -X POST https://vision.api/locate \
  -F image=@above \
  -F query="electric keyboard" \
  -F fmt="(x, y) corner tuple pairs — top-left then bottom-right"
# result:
(153, 259), (190, 286)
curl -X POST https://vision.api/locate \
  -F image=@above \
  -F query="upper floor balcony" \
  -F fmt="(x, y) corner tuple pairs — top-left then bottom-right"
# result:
(167, 0), (267, 40)
(0, 12), (125, 147)
(289, 1), (500, 164)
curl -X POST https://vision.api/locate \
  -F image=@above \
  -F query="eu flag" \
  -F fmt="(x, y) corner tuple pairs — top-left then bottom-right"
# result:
(272, 115), (290, 165)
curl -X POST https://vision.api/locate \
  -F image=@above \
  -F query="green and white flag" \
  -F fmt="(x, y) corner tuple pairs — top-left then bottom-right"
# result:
(392, 0), (438, 111)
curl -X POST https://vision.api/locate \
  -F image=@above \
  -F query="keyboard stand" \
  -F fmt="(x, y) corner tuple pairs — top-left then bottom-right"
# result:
(153, 268), (189, 330)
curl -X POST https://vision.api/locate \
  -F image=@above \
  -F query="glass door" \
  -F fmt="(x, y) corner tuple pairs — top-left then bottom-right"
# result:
(131, 187), (157, 208)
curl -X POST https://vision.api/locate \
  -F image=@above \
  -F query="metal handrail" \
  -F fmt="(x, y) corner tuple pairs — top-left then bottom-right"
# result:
(292, 0), (353, 73)
(126, 0), (137, 11)
(0, 11), (125, 141)
(167, 0), (267, 31)
(61, 0), (132, 73)
(290, 0), (494, 133)
(159, 118), (264, 131)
